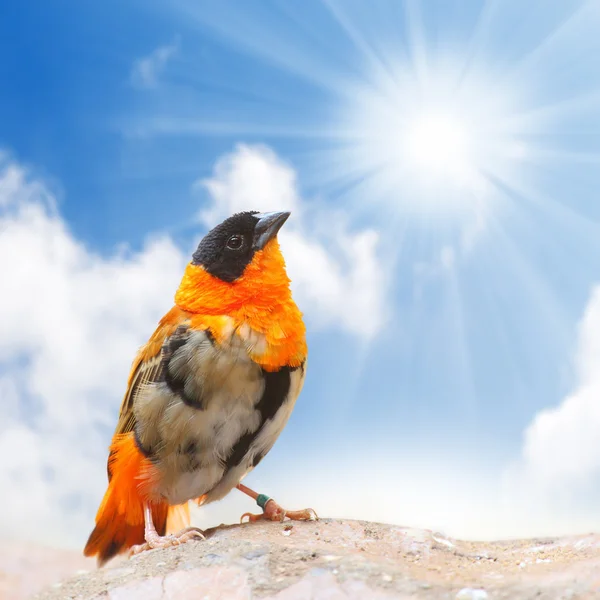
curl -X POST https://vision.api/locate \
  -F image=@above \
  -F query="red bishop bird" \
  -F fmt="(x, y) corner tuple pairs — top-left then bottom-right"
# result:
(84, 211), (315, 566)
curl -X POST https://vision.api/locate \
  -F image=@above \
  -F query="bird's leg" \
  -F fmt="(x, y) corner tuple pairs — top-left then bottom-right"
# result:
(237, 483), (318, 523)
(129, 503), (205, 556)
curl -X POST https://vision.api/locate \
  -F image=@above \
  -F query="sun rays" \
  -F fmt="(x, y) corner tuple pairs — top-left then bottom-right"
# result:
(337, 56), (526, 218)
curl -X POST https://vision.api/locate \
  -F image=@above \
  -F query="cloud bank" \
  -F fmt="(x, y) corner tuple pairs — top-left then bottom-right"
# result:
(502, 286), (600, 535)
(0, 156), (185, 545)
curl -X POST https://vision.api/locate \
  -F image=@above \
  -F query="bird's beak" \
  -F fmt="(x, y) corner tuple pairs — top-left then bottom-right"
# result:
(253, 211), (291, 250)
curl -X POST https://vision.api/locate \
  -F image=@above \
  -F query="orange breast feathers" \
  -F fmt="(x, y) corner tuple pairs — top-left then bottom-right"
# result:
(174, 238), (307, 371)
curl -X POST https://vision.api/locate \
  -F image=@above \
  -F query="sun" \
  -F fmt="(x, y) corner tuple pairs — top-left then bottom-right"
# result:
(342, 60), (524, 214)
(405, 112), (472, 182)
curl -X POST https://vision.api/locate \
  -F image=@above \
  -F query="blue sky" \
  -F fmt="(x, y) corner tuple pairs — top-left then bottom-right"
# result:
(1, 0), (600, 546)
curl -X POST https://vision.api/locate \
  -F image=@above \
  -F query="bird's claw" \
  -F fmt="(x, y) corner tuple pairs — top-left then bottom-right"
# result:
(129, 526), (205, 557)
(240, 511), (267, 524)
(285, 507), (319, 521)
(240, 499), (318, 524)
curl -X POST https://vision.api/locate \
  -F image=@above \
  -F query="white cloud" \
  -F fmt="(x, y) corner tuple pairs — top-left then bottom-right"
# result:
(0, 155), (185, 546)
(502, 286), (600, 535)
(131, 37), (180, 89)
(199, 144), (300, 221)
(198, 144), (387, 338)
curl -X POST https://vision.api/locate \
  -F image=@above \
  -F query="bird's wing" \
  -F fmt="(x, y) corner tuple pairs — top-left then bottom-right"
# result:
(114, 308), (190, 436)
(114, 352), (164, 436)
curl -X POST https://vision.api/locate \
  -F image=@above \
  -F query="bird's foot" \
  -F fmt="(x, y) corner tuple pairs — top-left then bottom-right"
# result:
(129, 526), (205, 556)
(241, 494), (318, 523)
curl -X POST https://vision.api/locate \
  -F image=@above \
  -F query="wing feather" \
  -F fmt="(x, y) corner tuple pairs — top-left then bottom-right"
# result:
(113, 307), (190, 437)
(114, 354), (164, 435)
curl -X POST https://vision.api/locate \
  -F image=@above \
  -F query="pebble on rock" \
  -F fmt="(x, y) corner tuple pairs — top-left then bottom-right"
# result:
(456, 588), (489, 600)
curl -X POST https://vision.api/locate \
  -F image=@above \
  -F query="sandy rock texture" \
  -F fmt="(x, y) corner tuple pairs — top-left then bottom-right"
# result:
(30, 519), (600, 600)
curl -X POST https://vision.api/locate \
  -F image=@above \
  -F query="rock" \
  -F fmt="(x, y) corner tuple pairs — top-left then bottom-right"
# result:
(24, 520), (600, 599)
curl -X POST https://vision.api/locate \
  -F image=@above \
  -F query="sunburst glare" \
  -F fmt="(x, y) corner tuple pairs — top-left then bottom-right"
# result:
(341, 60), (526, 216)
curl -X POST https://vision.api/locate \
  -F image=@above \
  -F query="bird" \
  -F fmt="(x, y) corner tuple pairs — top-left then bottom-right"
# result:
(84, 210), (316, 566)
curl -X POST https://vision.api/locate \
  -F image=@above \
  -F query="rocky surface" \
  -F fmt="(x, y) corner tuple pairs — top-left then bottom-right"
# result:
(24, 519), (600, 599)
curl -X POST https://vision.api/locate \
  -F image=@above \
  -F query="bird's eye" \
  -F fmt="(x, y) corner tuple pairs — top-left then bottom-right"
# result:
(226, 235), (243, 250)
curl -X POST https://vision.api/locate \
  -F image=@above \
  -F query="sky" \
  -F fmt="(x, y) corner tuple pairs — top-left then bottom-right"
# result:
(1, 0), (600, 548)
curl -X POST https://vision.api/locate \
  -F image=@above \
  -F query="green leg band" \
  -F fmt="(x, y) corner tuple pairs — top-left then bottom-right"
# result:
(256, 494), (271, 510)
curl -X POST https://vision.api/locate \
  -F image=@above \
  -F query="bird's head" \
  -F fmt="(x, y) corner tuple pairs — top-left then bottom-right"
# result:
(191, 210), (290, 283)
(175, 211), (293, 313)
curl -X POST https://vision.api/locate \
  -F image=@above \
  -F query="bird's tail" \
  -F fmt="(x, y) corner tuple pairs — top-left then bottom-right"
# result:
(83, 433), (190, 566)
